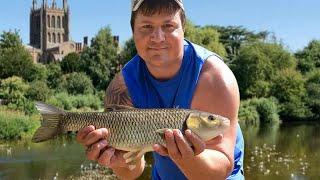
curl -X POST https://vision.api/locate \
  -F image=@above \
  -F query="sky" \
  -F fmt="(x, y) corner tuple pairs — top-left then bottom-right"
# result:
(1, 0), (320, 52)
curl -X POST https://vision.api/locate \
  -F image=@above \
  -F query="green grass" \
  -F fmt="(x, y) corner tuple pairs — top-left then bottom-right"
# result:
(0, 106), (40, 140)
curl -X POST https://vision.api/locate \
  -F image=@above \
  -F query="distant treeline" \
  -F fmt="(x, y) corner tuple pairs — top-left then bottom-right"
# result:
(1, 20), (320, 123)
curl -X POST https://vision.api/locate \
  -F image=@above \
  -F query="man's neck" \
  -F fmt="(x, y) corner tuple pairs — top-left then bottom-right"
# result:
(145, 58), (183, 81)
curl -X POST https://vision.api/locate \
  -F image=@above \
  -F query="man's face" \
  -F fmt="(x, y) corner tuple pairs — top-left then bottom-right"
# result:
(133, 10), (184, 67)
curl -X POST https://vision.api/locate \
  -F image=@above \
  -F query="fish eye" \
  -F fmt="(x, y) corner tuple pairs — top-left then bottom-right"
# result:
(208, 115), (215, 121)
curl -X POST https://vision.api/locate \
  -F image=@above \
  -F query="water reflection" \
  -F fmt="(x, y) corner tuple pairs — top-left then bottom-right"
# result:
(0, 122), (319, 179)
(242, 121), (320, 179)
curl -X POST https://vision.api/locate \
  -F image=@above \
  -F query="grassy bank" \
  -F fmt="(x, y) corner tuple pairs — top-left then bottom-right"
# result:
(0, 106), (40, 140)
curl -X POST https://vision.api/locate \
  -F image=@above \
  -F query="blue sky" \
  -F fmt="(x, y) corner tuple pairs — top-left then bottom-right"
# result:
(1, 0), (320, 52)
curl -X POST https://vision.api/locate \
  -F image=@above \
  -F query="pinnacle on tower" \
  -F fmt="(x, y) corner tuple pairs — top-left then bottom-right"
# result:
(52, 0), (57, 8)
(63, 0), (68, 10)
(32, 0), (37, 10)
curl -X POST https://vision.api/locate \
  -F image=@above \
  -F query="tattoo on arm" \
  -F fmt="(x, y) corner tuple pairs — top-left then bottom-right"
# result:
(104, 73), (133, 109)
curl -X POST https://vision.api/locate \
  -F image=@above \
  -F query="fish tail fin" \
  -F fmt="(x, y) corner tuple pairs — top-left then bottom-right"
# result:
(32, 102), (65, 143)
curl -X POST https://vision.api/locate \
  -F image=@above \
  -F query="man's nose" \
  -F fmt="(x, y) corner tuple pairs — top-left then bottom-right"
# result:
(150, 27), (165, 42)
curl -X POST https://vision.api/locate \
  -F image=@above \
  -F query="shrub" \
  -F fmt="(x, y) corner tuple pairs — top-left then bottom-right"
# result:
(0, 107), (40, 140)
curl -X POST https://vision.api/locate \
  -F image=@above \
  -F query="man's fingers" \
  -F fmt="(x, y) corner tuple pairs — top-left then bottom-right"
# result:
(83, 128), (108, 146)
(86, 140), (108, 161)
(185, 129), (206, 156)
(165, 129), (181, 159)
(153, 144), (169, 156)
(76, 125), (95, 144)
(173, 129), (194, 158)
(97, 147), (115, 167)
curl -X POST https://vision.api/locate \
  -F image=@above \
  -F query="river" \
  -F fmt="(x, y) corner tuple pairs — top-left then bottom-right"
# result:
(0, 121), (319, 179)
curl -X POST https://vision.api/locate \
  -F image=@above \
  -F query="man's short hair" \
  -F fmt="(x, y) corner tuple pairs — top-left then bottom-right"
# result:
(130, 0), (186, 32)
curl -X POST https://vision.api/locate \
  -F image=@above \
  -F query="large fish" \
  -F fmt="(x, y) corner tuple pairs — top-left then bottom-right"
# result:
(33, 102), (230, 169)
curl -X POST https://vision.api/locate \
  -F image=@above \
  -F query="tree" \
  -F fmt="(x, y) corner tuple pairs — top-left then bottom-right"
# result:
(46, 62), (63, 89)
(271, 69), (310, 120)
(211, 26), (270, 61)
(232, 42), (296, 99)
(79, 27), (118, 90)
(0, 30), (22, 49)
(0, 31), (42, 82)
(304, 70), (320, 120)
(184, 20), (226, 58)
(295, 40), (320, 74)
(60, 52), (81, 74)
(59, 72), (94, 95)
(119, 37), (137, 66)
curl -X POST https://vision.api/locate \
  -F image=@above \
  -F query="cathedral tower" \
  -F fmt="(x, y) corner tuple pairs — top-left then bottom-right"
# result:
(30, 0), (70, 62)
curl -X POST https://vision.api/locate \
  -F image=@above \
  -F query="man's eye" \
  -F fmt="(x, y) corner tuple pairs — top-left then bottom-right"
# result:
(142, 25), (153, 29)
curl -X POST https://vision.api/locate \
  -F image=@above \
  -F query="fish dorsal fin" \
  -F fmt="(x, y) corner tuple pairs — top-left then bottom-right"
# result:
(105, 104), (136, 112)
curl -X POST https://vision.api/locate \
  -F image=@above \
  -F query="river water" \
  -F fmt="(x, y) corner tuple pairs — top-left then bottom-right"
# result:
(0, 122), (319, 179)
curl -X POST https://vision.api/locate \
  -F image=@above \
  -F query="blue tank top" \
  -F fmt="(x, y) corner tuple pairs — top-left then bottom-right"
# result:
(122, 40), (244, 179)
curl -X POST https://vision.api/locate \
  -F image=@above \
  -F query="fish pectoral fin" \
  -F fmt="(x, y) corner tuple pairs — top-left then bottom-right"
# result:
(156, 128), (169, 140)
(123, 147), (151, 169)
(105, 104), (135, 111)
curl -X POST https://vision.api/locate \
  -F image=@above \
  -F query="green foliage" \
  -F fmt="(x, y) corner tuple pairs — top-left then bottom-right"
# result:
(79, 27), (118, 91)
(46, 62), (63, 89)
(254, 98), (279, 123)
(46, 92), (102, 111)
(59, 72), (94, 95)
(0, 46), (37, 81)
(211, 26), (269, 61)
(238, 100), (260, 124)
(304, 70), (320, 120)
(0, 76), (29, 105)
(26, 80), (52, 102)
(119, 37), (137, 65)
(239, 98), (279, 124)
(0, 30), (22, 49)
(271, 69), (310, 120)
(296, 40), (320, 73)
(60, 52), (81, 74)
(184, 21), (226, 58)
(232, 42), (296, 99)
(0, 107), (40, 140)
(0, 76), (37, 114)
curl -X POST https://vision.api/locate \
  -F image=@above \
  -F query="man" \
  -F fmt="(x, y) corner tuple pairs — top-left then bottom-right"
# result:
(76, 0), (244, 179)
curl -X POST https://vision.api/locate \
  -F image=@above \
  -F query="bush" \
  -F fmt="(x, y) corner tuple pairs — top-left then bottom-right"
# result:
(46, 92), (103, 111)
(26, 80), (52, 101)
(238, 100), (260, 124)
(0, 107), (40, 140)
(239, 97), (280, 124)
(254, 97), (279, 123)
(59, 72), (94, 95)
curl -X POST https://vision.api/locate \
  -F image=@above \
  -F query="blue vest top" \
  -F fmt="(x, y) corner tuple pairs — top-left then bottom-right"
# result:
(122, 40), (244, 180)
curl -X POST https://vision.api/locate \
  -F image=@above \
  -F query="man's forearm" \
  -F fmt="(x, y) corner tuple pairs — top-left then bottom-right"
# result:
(176, 150), (233, 180)
(111, 156), (145, 180)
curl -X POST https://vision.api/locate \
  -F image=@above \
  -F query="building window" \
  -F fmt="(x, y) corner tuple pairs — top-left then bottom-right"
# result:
(47, 15), (50, 27)
(58, 33), (61, 43)
(53, 33), (56, 43)
(52, 16), (55, 28)
(57, 16), (61, 28)
(48, 33), (51, 42)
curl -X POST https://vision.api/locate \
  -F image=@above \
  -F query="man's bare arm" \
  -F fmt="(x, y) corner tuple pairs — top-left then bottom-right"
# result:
(104, 73), (133, 108)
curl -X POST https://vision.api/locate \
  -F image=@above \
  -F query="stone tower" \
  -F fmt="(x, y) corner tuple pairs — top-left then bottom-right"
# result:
(30, 0), (70, 63)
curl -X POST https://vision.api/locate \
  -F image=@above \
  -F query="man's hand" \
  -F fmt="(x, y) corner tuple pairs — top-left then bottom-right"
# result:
(153, 129), (207, 162)
(76, 125), (129, 169)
